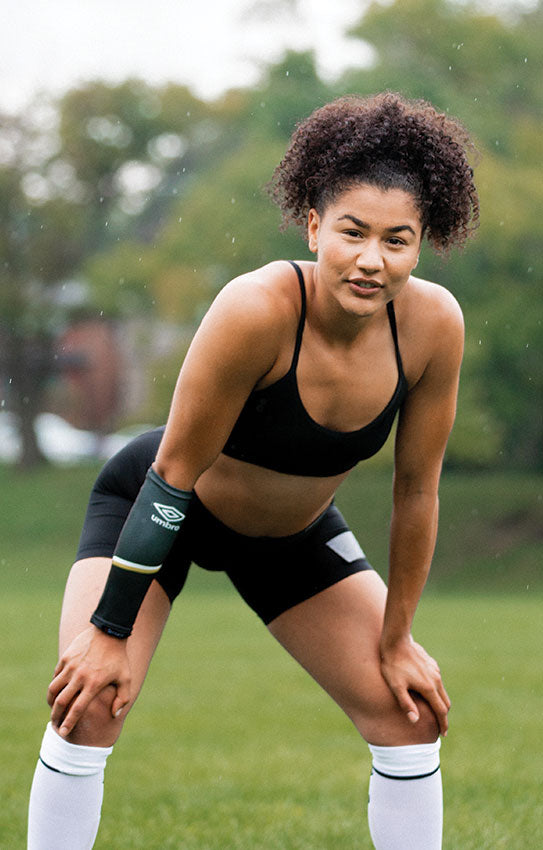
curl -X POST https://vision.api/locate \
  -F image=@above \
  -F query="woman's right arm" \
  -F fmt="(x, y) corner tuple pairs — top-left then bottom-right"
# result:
(48, 272), (288, 736)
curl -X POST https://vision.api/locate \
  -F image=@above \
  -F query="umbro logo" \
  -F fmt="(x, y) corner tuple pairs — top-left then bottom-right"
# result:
(151, 502), (185, 531)
(153, 503), (185, 523)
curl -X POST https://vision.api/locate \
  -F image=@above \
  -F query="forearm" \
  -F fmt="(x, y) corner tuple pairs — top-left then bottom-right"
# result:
(91, 467), (194, 638)
(381, 490), (439, 649)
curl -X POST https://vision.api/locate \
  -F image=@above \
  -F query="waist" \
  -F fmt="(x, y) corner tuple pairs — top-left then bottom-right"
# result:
(195, 453), (346, 537)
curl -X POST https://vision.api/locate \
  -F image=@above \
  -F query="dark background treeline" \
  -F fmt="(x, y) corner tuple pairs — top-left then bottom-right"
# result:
(1, 0), (541, 470)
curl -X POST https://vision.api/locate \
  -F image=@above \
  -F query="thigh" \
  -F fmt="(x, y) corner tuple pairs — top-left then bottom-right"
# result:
(268, 570), (437, 745)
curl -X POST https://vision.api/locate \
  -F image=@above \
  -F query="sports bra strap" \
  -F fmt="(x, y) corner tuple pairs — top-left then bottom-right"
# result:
(386, 300), (403, 371)
(288, 261), (307, 369)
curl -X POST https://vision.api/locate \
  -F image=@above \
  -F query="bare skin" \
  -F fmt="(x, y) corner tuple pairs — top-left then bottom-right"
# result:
(48, 183), (462, 749)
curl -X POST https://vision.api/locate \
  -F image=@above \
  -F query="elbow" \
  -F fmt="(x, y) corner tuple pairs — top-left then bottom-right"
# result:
(153, 448), (201, 491)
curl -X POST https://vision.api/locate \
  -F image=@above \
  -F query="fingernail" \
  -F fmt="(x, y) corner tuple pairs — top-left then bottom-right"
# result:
(115, 708), (122, 718)
(407, 711), (418, 723)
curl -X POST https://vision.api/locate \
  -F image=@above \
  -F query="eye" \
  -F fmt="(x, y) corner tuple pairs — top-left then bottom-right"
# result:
(344, 229), (363, 238)
(387, 237), (406, 246)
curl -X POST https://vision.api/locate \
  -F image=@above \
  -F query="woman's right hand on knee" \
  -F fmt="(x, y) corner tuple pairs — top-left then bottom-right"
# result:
(47, 625), (131, 738)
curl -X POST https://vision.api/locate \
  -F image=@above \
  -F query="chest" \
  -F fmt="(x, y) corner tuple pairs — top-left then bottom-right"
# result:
(295, 323), (401, 432)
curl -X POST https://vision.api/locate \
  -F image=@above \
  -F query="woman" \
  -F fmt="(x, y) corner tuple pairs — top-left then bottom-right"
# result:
(28, 92), (478, 849)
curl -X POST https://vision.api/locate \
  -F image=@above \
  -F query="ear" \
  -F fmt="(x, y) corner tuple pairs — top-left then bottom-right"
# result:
(307, 209), (319, 253)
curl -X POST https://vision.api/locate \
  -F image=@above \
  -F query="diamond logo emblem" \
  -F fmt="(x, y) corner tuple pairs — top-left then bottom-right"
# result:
(153, 503), (186, 523)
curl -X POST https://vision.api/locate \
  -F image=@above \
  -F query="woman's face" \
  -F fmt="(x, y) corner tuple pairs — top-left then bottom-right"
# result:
(307, 183), (423, 317)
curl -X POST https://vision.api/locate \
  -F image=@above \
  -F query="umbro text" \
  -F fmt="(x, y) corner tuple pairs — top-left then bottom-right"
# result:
(151, 514), (181, 532)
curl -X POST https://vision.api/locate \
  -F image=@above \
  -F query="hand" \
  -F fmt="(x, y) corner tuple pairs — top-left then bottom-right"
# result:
(380, 636), (451, 736)
(47, 625), (131, 737)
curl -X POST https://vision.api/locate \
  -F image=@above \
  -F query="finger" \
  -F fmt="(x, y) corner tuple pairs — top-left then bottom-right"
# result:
(437, 680), (451, 711)
(111, 682), (131, 719)
(53, 657), (66, 678)
(47, 669), (72, 707)
(50, 679), (83, 729)
(391, 686), (420, 724)
(57, 688), (98, 738)
(422, 688), (449, 736)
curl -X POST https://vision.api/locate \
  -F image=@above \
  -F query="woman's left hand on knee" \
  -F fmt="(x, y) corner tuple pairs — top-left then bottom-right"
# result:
(379, 636), (451, 737)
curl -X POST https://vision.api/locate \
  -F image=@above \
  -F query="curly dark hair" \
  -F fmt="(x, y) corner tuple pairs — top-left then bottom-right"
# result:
(267, 92), (479, 252)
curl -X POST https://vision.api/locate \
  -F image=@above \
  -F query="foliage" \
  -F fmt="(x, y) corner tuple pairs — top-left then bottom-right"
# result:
(1, 0), (541, 468)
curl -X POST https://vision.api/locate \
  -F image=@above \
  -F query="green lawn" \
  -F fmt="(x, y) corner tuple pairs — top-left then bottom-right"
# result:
(2, 462), (542, 847)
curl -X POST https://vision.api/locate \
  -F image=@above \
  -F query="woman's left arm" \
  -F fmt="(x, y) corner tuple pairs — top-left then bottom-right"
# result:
(380, 289), (465, 736)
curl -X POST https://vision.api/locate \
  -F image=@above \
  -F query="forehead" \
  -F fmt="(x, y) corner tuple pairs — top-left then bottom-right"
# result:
(325, 183), (422, 228)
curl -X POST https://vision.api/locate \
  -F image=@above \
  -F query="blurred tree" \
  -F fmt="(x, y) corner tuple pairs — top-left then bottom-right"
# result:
(0, 81), (245, 465)
(2, 3), (541, 470)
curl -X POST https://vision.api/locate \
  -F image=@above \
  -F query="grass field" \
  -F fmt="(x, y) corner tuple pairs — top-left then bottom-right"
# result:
(2, 461), (542, 848)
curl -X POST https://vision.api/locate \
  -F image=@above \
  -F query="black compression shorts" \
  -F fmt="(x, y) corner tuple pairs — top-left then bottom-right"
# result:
(76, 427), (374, 624)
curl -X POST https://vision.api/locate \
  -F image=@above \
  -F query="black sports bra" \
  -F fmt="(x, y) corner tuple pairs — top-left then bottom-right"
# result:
(222, 261), (408, 477)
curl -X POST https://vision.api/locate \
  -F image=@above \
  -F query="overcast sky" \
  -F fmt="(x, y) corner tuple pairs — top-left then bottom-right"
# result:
(0, 0), (376, 112)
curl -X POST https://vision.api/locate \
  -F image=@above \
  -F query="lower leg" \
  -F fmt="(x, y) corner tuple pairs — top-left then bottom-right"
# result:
(367, 739), (443, 850)
(28, 559), (171, 849)
(28, 723), (113, 850)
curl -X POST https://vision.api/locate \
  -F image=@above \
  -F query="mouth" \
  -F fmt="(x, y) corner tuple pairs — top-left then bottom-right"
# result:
(348, 278), (383, 293)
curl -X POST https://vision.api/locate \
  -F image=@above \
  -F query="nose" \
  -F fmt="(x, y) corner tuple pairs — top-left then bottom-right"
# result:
(355, 239), (384, 273)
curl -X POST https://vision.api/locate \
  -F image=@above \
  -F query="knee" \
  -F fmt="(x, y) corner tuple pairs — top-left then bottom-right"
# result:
(348, 689), (440, 745)
(67, 685), (132, 747)
(409, 694), (440, 741)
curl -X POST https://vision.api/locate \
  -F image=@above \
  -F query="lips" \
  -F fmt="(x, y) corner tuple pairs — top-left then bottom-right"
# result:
(348, 278), (383, 288)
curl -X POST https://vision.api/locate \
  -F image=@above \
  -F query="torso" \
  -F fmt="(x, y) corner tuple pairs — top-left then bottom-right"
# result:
(195, 260), (445, 537)
(221, 262), (408, 477)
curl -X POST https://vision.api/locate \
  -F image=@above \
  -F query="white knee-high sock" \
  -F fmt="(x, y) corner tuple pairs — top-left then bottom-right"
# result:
(367, 740), (442, 850)
(28, 723), (113, 850)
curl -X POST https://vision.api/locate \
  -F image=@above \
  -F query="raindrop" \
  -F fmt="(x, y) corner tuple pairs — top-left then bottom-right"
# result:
(231, 198), (236, 204)
(231, 237), (235, 244)
(285, 71), (289, 77)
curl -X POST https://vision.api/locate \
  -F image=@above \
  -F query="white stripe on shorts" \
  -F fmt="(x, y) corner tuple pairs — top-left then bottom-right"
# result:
(325, 531), (366, 563)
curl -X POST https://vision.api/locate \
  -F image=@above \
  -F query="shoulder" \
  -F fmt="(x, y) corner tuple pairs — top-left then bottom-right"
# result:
(396, 276), (464, 386)
(187, 260), (304, 373)
(206, 260), (303, 329)
(405, 275), (463, 328)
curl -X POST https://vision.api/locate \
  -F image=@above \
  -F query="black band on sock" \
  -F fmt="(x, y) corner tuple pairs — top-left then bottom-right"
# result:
(372, 763), (441, 781)
(39, 756), (65, 775)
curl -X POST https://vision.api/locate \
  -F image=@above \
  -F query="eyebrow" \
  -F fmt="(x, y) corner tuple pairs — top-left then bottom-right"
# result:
(337, 214), (416, 237)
